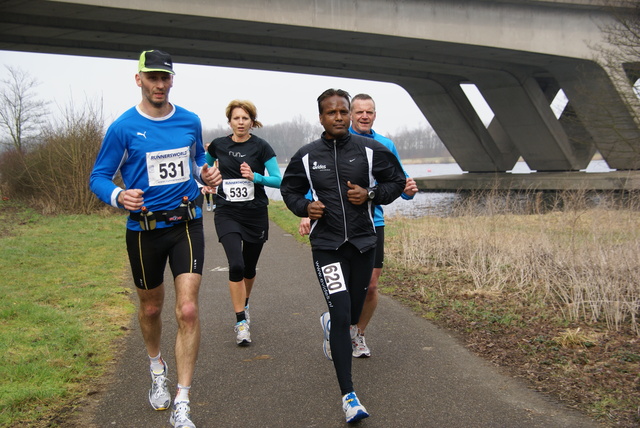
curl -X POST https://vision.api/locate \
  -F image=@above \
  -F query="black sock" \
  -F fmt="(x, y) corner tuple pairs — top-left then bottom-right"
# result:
(245, 298), (249, 307)
(236, 311), (246, 323)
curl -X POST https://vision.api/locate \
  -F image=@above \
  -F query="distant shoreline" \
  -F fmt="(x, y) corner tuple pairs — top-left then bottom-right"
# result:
(278, 156), (457, 168)
(401, 157), (456, 165)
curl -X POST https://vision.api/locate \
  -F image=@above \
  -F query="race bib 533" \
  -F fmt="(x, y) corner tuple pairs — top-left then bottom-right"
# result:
(223, 178), (255, 202)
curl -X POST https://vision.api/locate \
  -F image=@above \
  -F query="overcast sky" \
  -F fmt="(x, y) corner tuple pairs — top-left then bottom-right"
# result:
(0, 49), (468, 137)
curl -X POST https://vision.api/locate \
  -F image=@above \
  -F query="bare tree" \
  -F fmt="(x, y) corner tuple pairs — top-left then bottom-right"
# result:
(388, 125), (450, 160)
(254, 115), (322, 162)
(599, 1), (640, 116)
(0, 65), (49, 151)
(1, 97), (106, 213)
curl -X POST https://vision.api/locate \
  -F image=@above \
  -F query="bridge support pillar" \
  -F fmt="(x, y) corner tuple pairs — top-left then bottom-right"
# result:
(474, 72), (592, 171)
(549, 61), (640, 170)
(398, 77), (520, 172)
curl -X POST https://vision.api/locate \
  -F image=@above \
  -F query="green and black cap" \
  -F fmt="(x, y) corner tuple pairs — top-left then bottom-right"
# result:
(138, 50), (175, 74)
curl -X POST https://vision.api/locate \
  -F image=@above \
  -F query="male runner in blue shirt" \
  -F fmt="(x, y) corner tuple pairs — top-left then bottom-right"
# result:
(348, 93), (418, 356)
(90, 50), (221, 428)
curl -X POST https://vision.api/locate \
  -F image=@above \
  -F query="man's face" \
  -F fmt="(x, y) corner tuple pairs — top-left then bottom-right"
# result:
(136, 71), (173, 108)
(350, 99), (376, 134)
(319, 95), (350, 139)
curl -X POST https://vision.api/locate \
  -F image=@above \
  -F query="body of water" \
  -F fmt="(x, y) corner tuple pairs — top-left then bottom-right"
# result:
(267, 160), (614, 218)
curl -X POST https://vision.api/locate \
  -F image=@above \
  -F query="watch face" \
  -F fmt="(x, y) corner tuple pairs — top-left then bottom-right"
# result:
(368, 191), (375, 200)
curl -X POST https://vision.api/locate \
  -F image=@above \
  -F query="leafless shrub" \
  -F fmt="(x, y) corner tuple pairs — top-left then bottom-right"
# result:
(0, 147), (31, 199)
(0, 99), (105, 214)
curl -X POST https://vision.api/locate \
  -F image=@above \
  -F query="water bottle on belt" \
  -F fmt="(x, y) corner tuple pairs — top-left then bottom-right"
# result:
(181, 196), (196, 220)
(139, 206), (156, 231)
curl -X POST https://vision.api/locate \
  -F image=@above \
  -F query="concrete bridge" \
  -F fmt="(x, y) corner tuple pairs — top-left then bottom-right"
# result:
(1, 0), (639, 188)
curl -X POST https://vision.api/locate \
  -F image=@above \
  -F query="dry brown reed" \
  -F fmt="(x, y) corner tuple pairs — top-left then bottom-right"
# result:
(387, 189), (640, 335)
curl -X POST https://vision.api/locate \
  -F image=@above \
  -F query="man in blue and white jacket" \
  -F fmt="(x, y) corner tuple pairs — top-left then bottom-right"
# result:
(347, 93), (418, 357)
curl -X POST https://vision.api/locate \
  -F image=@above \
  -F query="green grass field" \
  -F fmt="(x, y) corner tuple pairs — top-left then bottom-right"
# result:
(0, 202), (133, 426)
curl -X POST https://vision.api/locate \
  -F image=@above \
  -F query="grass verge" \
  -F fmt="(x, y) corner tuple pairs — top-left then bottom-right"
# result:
(268, 199), (309, 245)
(0, 201), (133, 427)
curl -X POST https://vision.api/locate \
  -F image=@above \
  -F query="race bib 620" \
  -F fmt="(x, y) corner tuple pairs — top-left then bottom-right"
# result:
(321, 262), (347, 295)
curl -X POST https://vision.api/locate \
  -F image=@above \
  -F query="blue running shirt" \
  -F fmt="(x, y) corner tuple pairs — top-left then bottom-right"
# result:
(348, 126), (413, 227)
(90, 104), (206, 230)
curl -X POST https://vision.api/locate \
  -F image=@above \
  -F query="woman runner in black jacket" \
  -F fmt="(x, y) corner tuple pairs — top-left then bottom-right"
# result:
(281, 88), (405, 424)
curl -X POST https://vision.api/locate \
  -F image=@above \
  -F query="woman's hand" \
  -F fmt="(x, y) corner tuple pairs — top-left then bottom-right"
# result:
(240, 162), (255, 182)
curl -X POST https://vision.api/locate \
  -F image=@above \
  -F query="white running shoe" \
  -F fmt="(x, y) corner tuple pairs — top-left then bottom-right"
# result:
(351, 327), (371, 358)
(342, 391), (369, 423)
(170, 401), (196, 428)
(234, 320), (251, 346)
(320, 312), (332, 361)
(148, 361), (171, 411)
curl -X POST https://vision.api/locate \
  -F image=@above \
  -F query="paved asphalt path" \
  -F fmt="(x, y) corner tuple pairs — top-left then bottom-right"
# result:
(87, 213), (599, 428)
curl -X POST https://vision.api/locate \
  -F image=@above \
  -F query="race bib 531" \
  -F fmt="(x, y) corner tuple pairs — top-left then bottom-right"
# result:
(146, 148), (190, 186)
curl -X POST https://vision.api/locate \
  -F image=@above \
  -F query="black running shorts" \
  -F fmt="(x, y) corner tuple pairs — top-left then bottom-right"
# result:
(214, 205), (269, 243)
(126, 218), (205, 290)
(373, 226), (385, 269)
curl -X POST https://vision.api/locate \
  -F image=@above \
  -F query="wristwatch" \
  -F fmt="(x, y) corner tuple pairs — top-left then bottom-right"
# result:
(366, 187), (376, 200)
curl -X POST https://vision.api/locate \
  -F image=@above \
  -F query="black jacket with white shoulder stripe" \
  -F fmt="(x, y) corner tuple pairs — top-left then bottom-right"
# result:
(281, 132), (406, 252)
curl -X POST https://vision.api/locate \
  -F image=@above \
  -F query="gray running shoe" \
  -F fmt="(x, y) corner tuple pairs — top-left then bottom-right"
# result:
(205, 196), (214, 212)
(148, 361), (171, 411)
(234, 320), (251, 346)
(352, 331), (371, 358)
(320, 312), (332, 361)
(170, 401), (196, 428)
(244, 305), (250, 325)
(350, 324), (358, 340)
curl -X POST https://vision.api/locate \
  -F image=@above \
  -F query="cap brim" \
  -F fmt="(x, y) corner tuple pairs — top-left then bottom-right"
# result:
(139, 67), (175, 75)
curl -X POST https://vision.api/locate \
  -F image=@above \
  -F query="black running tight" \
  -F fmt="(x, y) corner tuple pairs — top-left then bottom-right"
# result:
(219, 233), (264, 282)
(312, 242), (375, 395)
